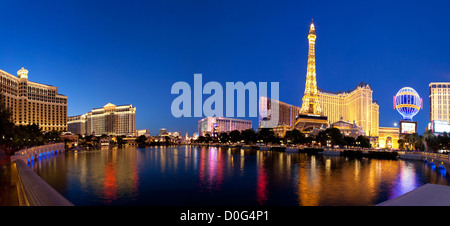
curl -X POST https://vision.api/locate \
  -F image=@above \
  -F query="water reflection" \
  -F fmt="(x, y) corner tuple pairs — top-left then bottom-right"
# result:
(31, 146), (450, 206)
(256, 151), (268, 205)
(438, 166), (447, 176)
(198, 147), (225, 192)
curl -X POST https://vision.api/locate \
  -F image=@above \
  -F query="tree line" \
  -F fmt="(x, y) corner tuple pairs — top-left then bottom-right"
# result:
(195, 127), (372, 148)
(423, 130), (449, 152)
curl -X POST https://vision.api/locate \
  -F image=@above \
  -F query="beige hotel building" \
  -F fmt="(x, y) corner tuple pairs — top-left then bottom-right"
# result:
(259, 82), (379, 137)
(429, 82), (450, 124)
(68, 103), (136, 136)
(428, 82), (450, 134)
(318, 82), (379, 137)
(0, 67), (67, 131)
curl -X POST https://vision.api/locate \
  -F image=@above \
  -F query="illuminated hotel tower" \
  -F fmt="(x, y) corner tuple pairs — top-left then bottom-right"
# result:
(0, 67), (68, 131)
(67, 103), (136, 136)
(300, 22), (321, 115)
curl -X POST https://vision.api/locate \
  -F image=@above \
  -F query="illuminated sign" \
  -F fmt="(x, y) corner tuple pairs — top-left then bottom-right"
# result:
(433, 120), (450, 133)
(400, 121), (417, 134)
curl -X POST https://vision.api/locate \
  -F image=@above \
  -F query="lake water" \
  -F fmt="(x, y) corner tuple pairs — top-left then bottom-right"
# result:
(30, 145), (450, 206)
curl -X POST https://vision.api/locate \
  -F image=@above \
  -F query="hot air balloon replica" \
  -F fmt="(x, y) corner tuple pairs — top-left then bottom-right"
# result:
(394, 87), (422, 136)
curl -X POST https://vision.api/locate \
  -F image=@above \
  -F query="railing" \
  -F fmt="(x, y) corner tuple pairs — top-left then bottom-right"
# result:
(14, 143), (65, 162)
(10, 142), (73, 206)
(421, 152), (450, 162)
(13, 159), (73, 206)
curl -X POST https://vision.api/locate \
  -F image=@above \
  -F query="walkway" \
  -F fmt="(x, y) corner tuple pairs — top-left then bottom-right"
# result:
(377, 183), (450, 206)
(1, 143), (66, 206)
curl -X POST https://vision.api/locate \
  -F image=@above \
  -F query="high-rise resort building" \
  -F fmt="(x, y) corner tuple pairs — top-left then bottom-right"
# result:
(294, 22), (379, 136)
(259, 97), (302, 129)
(429, 82), (450, 123)
(68, 103), (136, 136)
(198, 117), (252, 136)
(0, 67), (68, 131)
(318, 82), (379, 137)
(428, 82), (450, 134)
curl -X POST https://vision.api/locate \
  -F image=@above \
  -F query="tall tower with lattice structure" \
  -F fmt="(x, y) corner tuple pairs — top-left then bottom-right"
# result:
(301, 22), (321, 115)
(294, 21), (328, 133)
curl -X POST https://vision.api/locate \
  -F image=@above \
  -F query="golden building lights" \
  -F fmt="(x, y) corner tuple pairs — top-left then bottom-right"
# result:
(318, 83), (379, 137)
(294, 22), (328, 132)
(68, 103), (136, 136)
(0, 67), (68, 131)
(296, 22), (379, 136)
(429, 82), (450, 124)
(378, 127), (399, 149)
(301, 22), (321, 115)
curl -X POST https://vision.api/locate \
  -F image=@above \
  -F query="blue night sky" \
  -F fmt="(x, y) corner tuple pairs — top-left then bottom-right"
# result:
(1, 0), (449, 136)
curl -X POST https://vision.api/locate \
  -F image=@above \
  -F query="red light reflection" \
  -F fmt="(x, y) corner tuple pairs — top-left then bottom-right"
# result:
(103, 162), (118, 203)
(256, 158), (268, 205)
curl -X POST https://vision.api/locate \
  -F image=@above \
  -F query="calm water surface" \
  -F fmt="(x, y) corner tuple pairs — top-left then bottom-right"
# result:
(30, 145), (450, 206)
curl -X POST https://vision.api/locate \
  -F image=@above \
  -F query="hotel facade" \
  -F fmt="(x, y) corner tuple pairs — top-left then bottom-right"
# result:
(0, 67), (67, 131)
(259, 82), (380, 138)
(318, 82), (379, 137)
(429, 82), (450, 123)
(198, 117), (252, 136)
(259, 96), (302, 129)
(68, 103), (136, 136)
(428, 82), (450, 134)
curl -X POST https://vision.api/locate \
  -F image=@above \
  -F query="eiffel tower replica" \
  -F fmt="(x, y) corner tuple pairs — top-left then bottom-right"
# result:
(294, 21), (328, 133)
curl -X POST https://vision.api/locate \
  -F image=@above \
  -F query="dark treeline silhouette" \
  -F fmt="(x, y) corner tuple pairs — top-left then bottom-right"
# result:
(194, 127), (371, 148)
(422, 130), (449, 152)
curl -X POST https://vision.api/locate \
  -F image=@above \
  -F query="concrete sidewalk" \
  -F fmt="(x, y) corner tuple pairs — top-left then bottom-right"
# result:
(377, 183), (450, 206)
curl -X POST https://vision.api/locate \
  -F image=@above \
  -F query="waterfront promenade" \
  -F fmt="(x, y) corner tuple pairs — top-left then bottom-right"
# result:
(1, 143), (71, 206)
(377, 183), (450, 206)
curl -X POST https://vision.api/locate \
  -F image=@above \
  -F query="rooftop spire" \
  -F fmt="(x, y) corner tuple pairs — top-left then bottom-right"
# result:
(309, 19), (315, 34)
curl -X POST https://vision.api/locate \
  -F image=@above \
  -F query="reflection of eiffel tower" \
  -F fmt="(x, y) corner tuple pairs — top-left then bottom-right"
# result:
(294, 21), (328, 133)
